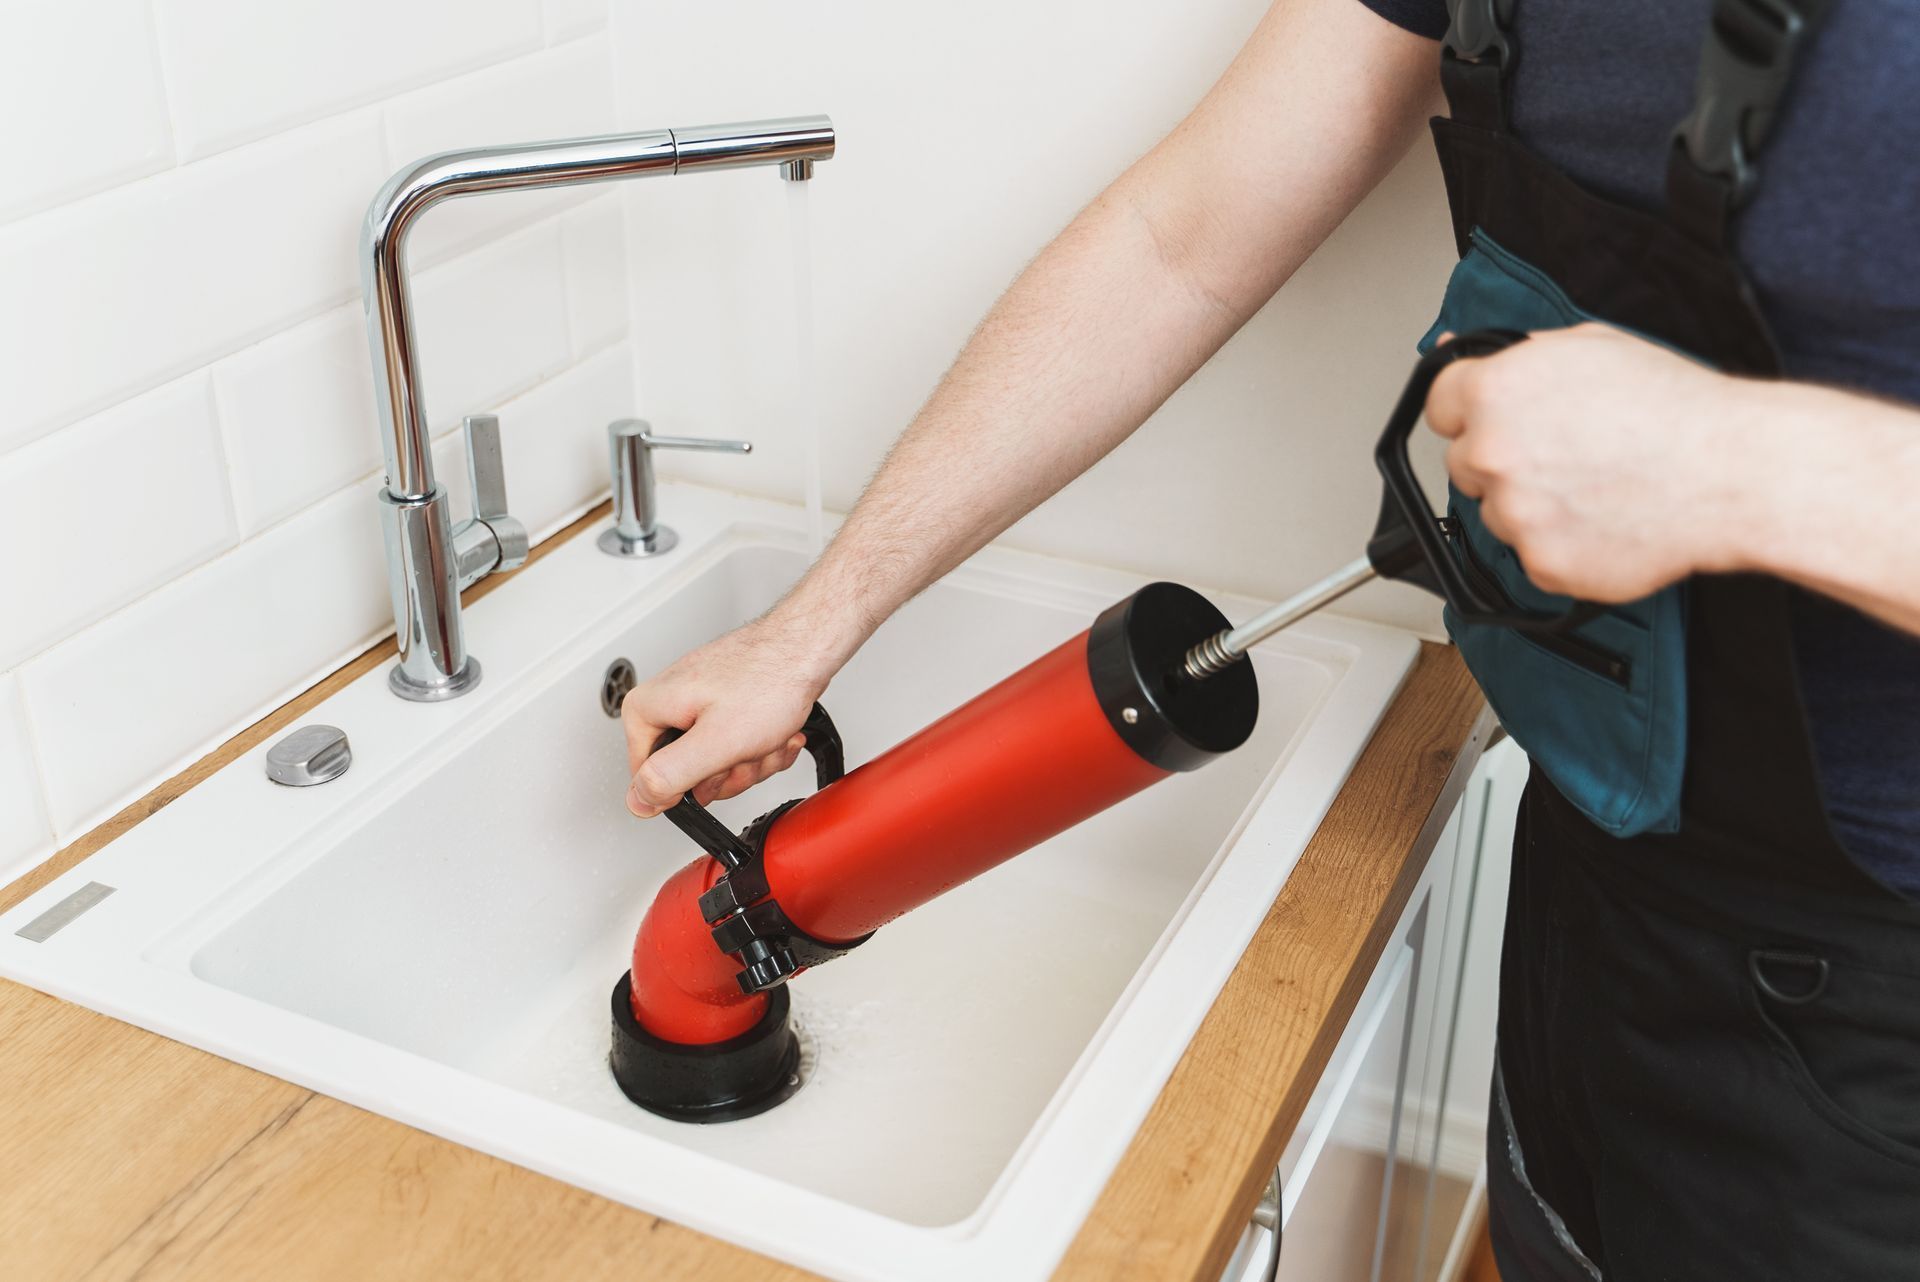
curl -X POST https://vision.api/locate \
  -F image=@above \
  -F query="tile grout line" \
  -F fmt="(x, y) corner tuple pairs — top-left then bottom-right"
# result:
(3, 47), (606, 440)
(558, 212), (584, 360)
(6, 275), (365, 465)
(0, 5), (180, 227)
(605, 7), (652, 432)
(11, 674), (64, 856)
(165, 26), (551, 169)
(9, 191), (597, 513)
(200, 367), (247, 546)
(179, 23), (613, 169)
(0, 31), (609, 240)
(141, 0), (184, 167)
(4, 31), (621, 454)
(0, 371), (244, 674)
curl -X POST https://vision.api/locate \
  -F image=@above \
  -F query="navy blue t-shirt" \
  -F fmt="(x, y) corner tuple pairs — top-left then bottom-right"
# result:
(1357, 0), (1920, 894)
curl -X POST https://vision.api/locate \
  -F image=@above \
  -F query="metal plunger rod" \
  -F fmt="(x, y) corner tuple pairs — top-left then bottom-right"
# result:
(1182, 556), (1377, 679)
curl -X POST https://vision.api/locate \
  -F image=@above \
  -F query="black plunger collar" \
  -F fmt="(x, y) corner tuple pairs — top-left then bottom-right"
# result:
(1087, 582), (1259, 772)
(608, 973), (803, 1124)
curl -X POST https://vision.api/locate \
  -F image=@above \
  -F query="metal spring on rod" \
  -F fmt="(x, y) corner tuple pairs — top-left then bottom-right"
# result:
(1181, 630), (1242, 681)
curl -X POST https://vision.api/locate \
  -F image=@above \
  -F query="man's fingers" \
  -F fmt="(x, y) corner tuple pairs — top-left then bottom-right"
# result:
(689, 740), (808, 807)
(627, 717), (813, 815)
(1425, 358), (1475, 440)
(1444, 442), (1490, 499)
(756, 742), (801, 780)
(619, 683), (687, 780)
(627, 721), (746, 817)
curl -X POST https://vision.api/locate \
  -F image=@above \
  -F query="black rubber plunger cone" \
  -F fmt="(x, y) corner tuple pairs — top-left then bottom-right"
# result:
(608, 973), (802, 1123)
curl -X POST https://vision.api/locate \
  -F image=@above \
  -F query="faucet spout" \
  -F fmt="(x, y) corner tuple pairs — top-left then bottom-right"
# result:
(360, 115), (834, 701)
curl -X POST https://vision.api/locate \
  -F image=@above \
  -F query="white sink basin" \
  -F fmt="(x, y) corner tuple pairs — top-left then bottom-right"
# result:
(0, 486), (1415, 1282)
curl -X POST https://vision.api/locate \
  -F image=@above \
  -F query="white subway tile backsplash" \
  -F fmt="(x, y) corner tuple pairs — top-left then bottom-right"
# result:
(412, 222), (575, 438)
(562, 197), (629, 356)
(492, 343), (633, 539)
(0, 1), (174, 223)
(0, 374), (236, 671)
(152, 0), (544, 160)
(214, 306), (382, 534)
(21, 479), (392, 839)
(0, 111), (387, 454)
(0, 675), (54, 879)
(545, 0), (608, 44)
(382, 38), (618, 268)
(3, 9), (640, 852)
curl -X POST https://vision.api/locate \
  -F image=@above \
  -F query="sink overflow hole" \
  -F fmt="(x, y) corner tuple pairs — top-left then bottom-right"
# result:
(601, 659), (638, 719)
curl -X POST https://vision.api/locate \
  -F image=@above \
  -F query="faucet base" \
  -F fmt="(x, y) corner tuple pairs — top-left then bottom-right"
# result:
(597, 524), (679, 559)
(387, 657), (483, 702)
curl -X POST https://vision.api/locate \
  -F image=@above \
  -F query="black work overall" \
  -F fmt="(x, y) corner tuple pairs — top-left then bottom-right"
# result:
(1422, 3), (1920, 1278)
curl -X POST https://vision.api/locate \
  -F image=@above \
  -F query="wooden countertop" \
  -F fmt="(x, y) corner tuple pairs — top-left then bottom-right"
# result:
(0, 504), (1491, 1282)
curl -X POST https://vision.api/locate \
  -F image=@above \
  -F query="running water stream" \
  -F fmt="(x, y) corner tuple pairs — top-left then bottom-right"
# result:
(786, 179), (826, 556)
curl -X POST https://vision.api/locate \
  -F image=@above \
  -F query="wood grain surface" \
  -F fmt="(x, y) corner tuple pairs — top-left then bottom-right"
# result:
(0, 505), (1487, 1281)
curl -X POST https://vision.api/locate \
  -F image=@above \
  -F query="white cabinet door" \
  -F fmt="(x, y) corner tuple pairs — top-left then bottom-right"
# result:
(1215, 934), (1419, 1282)
(1217, 744), (1532, 1282)
(1276, 934), (1421, 1282)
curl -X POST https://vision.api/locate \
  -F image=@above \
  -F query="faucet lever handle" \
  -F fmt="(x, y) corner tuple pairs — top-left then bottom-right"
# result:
(463, 414), (509, 520)
(461, 414), (528, 573)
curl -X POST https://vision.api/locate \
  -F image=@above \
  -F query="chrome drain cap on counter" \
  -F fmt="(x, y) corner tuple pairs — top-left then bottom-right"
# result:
(265, 724), (352, 787)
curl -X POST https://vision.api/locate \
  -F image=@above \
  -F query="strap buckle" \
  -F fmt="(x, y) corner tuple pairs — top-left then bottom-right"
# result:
(1439, 0), (1518, 131)
(697, 801), (872, 995)
(1672, 0), (1813, 205)
(653, 702), (870, 996)
(1440, 0), (1516, 67)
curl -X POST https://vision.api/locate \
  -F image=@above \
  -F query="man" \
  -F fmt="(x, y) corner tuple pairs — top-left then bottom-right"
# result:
(620, 1), (1920, 1276)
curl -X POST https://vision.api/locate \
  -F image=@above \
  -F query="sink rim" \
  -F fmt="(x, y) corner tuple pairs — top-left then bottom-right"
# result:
(0, 484), (1418, 1282)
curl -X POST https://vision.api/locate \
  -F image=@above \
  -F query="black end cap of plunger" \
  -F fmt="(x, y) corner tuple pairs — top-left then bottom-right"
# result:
(609, 973), (802, 1123)
(1088, 582), (1259, 772)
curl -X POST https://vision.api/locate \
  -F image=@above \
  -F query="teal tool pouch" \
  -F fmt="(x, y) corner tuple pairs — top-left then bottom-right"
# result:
(1418, 231), (1688, 837)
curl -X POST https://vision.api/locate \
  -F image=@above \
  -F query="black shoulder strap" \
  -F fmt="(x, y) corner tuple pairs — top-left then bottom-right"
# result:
(1440, 0), (1517, 131)
(1667, 0), (1837, 246)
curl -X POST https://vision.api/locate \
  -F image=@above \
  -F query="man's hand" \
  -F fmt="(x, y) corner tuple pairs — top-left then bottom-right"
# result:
(1425, 324), (1755, 602)
(620, 618), (829, 817)
(1426, 321), (1920, 638)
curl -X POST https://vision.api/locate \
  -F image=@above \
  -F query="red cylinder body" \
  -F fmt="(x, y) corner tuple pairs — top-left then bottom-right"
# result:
(762, 632), (1167, 940)
(627, 857), (767, 1044)
(628, 629), (1171, 1045)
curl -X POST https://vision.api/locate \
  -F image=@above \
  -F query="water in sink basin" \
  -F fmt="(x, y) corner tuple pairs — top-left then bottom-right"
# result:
(186, 544), (1324, 1227)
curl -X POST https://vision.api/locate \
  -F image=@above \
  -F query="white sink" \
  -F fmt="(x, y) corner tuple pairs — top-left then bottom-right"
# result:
(0, 485), (1415, 1282)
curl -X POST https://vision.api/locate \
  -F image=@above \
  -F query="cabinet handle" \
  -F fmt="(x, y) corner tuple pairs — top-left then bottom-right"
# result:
(1250, 1164), (1282, 1280)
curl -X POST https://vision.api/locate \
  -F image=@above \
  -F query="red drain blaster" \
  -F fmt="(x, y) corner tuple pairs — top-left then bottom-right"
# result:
(610, 332), (1580, 1122)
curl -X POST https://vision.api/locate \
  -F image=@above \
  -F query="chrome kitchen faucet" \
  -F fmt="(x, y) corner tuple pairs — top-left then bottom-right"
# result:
(360, 116), (834, 702)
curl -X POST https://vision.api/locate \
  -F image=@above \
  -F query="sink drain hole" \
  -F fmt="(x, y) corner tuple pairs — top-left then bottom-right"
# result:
(601, 658), (637, 718)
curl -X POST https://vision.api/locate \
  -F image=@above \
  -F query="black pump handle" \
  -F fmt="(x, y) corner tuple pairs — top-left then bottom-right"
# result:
(649, 703), (845, 870)
(1368, 329), (1601, 633)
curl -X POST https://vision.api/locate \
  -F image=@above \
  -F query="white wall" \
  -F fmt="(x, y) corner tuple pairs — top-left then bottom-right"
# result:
(0, 0), (635, 877)
(612, 1), (1461, 633)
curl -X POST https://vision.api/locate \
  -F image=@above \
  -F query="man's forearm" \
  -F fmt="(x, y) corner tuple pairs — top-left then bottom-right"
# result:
(767, 179), (1252, 675)
(1735, 381), (1920, 635)
(760, 0), (1442, 678)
